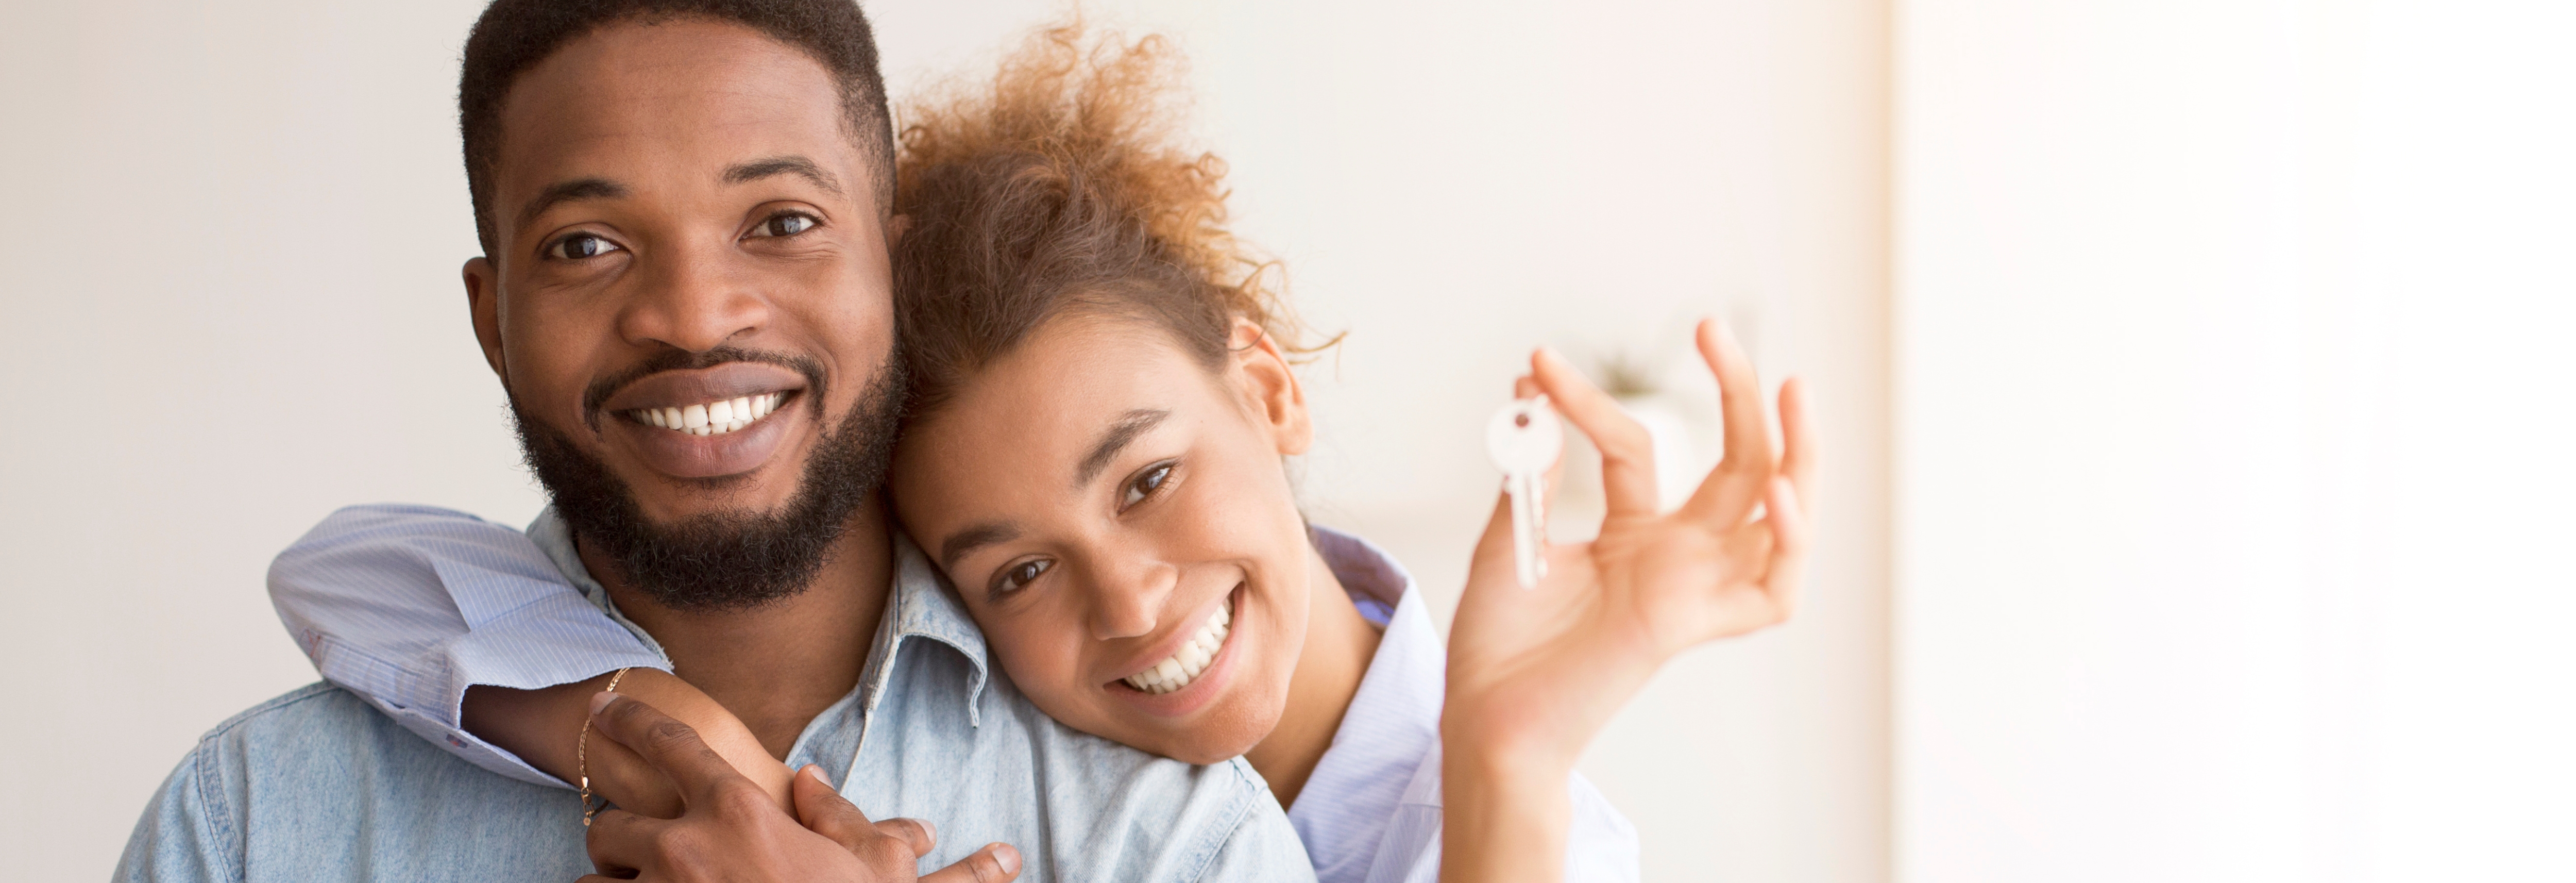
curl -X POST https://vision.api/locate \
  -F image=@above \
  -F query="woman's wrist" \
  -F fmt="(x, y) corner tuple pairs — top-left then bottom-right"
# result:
(1439, 743), (1574, 883)
(609, 671), (795, 812)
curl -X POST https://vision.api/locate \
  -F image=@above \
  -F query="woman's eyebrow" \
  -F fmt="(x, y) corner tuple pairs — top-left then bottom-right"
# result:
(1076, 409), (1170, 487)
(939, 522), (1020, 573)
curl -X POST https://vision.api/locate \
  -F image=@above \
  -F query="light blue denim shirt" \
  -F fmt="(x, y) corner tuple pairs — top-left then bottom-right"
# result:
(115, 505), (1315, 883)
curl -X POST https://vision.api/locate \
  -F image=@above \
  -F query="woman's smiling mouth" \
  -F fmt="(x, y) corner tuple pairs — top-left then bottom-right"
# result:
(1122, 593), (1234, 695)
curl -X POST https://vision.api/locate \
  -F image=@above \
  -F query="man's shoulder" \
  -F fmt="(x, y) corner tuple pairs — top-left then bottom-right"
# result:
(121, 684), (590, 883)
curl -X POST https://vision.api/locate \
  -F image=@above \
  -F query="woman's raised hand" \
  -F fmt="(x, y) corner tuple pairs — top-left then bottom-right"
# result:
(1444, 317), (1815, 775)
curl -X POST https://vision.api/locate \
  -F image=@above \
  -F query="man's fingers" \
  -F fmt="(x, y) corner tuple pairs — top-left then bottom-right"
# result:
(791, 764), (882, 850)
(1530, 347), (1659, 517)
(923, 843), (1025, 883)
(1682, 319), (1780, 524)
(875, 818), (937, 858)
(588, 693), (748, 810)
(582, 807), (667, 878)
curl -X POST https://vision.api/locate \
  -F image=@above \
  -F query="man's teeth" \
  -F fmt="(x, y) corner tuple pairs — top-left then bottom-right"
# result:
(1124, 597), (1233, 696)
(629, 392), (788, 436)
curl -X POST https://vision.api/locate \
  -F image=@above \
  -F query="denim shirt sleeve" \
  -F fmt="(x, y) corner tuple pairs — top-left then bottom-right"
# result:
(264, 504), (669, 787)
(114, 747), (230, 883)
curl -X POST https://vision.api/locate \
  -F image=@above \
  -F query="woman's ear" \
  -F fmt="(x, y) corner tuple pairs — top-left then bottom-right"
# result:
(1228, 318), (1311, 456)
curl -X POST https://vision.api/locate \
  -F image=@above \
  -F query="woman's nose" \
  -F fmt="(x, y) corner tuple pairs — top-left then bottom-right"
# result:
(1087, 557), (1180, 641)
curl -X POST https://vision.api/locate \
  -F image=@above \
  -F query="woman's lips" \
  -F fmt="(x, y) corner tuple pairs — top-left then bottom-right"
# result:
(1110, 585), (1246, 717)
(1123, 594), (1234, 694)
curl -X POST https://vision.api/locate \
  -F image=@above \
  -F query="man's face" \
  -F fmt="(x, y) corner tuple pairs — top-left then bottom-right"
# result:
(462, 19), (898, 606)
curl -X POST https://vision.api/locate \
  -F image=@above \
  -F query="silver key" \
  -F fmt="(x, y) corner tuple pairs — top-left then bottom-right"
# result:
(1486, 395), (1563, 588)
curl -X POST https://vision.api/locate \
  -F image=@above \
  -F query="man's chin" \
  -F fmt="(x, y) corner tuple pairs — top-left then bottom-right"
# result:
(507, 356), (904, 612)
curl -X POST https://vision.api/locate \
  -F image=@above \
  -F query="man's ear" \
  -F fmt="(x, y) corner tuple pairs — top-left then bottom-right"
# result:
(463, 257), (507, 381)
(1228, 319), (1311, 456)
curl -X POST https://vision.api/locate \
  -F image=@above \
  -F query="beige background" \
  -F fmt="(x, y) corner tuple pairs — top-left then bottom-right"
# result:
(11, 1), (2568, 881)
(0, 2), (1891, 880)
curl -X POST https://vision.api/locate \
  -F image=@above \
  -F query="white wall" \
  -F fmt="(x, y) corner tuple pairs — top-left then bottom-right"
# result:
(1893, 1), (2576, 879)
(0, 2), (1892, 880)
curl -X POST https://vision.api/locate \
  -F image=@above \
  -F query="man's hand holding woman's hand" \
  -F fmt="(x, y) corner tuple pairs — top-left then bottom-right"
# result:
(574, 693), (1022, 883)
(1440, 319), (1815, 883)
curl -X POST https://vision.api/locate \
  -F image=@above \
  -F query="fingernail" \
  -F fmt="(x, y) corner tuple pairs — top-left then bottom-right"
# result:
(918, 818), (937, 843)
(994, 843), (1022, 875)
(802, 764), (828, 783)
(588, 691), (619, 715)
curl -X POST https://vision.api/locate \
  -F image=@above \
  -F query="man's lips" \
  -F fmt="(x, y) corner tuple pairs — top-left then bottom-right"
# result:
(596, 362), (811, 480)
(599, 362), (807, 413)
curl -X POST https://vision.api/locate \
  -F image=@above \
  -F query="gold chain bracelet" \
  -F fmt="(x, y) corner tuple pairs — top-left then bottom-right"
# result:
(577, 667), (634, 826)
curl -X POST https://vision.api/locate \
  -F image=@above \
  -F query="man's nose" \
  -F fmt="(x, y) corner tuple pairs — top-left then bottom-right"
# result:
(617, 241), (770, 352)
(1086, 555), (1180, 642)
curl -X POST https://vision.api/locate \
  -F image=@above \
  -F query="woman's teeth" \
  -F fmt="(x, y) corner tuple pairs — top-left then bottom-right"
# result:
(1124, 597), (1233, 695)
(628, 392), (788, 437)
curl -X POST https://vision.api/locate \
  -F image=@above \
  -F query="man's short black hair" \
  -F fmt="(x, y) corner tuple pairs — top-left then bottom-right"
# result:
(458, 0), (894, 257)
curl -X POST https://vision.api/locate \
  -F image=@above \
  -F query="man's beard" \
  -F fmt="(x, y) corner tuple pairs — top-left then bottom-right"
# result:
(510, 348), (906, 612)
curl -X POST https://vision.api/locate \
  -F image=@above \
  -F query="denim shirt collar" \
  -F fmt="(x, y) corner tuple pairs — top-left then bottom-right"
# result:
(523, 507), (992, 729)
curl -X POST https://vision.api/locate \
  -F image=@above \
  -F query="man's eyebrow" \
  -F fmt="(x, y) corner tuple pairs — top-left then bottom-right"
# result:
(722, 155), (843, 196)
(516, 177), (628, 234)
(939, 522), (1020, 573)
(1077, 409), (1172, 488)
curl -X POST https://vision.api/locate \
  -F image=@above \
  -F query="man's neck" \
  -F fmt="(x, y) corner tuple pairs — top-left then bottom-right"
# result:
(575, 502), (894, 759)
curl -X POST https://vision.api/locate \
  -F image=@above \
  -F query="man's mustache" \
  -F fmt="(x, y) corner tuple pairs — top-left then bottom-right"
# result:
(579, 346), (831, 432)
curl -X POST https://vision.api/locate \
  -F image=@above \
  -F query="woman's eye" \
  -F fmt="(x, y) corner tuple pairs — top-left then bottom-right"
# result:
(545, 233), (621, 260)
(994, 559), (1052, 594)
(1122, 462), (1175, 510)
(750, 212), (818, 239)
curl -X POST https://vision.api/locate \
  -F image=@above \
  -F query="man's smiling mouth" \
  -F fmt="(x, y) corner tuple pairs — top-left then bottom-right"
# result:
(625, 392), (792, 436)
(1123, 595), (1234, 695)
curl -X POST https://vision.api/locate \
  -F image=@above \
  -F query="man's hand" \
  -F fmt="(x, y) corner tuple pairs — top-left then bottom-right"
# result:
(574, 693), (1022, 883)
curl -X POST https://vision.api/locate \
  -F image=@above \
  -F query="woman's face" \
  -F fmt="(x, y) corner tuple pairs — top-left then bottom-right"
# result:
(888, 312), (1316, 763)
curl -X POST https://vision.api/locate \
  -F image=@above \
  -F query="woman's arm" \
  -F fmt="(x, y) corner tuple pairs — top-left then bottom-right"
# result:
(1439, 320), (1815, 883)
(268, 504), (790, 813)
(465, 670), (794, 817)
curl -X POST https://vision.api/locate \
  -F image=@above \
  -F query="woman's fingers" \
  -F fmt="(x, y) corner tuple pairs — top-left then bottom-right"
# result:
(1529, 348), (1660, 517)
(1775, 377), (1818, 512)
(1681, 319), (1779, 525)
(1757, 476), (1808, 622)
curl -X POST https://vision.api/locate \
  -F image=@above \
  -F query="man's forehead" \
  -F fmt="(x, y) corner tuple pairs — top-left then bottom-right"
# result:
(490, 19), (865, 212)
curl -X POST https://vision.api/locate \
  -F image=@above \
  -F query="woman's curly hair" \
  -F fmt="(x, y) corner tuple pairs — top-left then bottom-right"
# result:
(892, 20), (1332, 416)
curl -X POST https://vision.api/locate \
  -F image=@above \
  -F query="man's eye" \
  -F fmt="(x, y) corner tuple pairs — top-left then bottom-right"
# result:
(1122, 462), (1175, 510)
(749, 212), (818, 238)
(994, 559), (1052, 594)
(545, 233), (621, 260)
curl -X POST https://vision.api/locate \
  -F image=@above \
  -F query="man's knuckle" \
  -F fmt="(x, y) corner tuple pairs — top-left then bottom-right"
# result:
(709, 781), (771, 817)
(859, 836), (914, 869)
